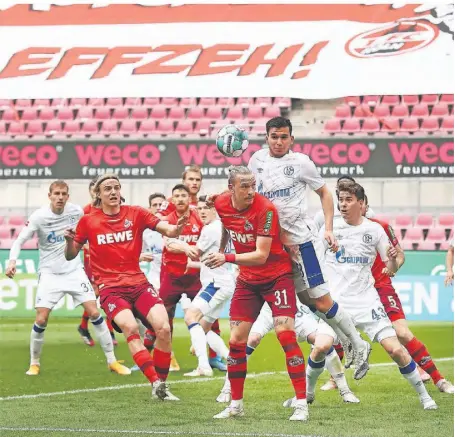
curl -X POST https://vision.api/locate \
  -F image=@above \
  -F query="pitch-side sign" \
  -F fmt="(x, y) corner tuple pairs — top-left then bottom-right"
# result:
(0, 4), (452, 98)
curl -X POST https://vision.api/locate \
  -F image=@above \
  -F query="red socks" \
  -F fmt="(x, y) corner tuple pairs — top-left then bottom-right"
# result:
(144, 329), (156, 351)
(209, 320), (221, 358)
(228, 342), (247, 401)
(405, 337), (443, 384)
(277, 330), (307, 400)
(334, 342), (345, 362)
(154, 348), (171, 381)
(80, 311), (89, 330)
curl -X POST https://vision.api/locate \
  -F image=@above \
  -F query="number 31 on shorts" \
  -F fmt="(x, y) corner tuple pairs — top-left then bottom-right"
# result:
(274, 290), (288, 306)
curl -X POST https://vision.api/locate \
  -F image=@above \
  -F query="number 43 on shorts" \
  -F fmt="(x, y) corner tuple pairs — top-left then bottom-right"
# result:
(372, 306), (387, 321)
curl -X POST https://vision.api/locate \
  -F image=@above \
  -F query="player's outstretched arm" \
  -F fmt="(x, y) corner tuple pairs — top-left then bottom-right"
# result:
(165, 238), (201, 261)
(155, 214), (188, 238)
(64, 229), (83, 260)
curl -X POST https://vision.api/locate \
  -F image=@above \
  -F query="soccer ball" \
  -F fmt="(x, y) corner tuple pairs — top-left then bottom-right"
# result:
(216, 125), (249, 157)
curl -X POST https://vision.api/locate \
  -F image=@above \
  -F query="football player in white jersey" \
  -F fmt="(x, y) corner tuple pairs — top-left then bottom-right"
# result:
(248, 117), (371, 380)
(322, 181), (437, 410)
(244, 301), (359, 406)
(5, 180), (130, 376)
(165, 195), (234, 377)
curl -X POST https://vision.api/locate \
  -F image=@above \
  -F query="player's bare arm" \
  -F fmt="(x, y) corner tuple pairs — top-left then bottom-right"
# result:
(155, 214), (188, 238)
(315, 184), (338, 252)
(165, 238), (200, 261)
(205, 235), (272, 268)
(64, 228), (84, 260)
(445, 244), (454, 286)
(218, 226), (230, 253)
(139, 253), (154, 263)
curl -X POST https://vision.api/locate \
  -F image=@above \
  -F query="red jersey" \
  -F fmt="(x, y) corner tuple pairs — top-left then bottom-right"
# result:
(369, 218), (399, 289)
(74, 205), (161, 290)
(159, 197), (198, 217)
(214, 192), (292, 284)
(162, 209), (202, 276)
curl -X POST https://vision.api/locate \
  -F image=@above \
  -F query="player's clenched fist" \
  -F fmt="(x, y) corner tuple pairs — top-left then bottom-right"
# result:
(64, 228), (76, 242)
(204, 252), (226, 269)
(5, 260), (16, 279)
(387, 245), (398, 259)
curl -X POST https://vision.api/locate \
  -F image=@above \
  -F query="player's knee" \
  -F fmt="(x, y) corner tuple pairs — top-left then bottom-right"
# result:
(121, 321), (140, 338)
(385, 342), (404, 361)
(312, 341), (332, 359)
(248, 333), (262, 349)
(314, 294), (332, 312)
(184, 308), (201, 326)
(394, 324), (414, 345)
(155, 322), (171, 342)
(35, 315), (48, 327)
(86, 309), (101, 319)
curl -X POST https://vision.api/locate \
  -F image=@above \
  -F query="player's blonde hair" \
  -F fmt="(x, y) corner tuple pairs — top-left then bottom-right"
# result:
(92, 173), (125, 206)
(227, 165), (253, 186)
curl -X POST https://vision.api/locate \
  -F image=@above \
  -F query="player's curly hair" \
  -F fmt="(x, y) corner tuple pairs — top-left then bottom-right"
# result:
(92, 173), (125, 207)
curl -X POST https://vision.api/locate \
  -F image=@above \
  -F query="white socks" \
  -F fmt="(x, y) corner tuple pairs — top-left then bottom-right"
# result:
(400, 360), (432, 399)
(206, 330), (229, 359)
(325, 347), (350, 394)
(30, 323), (46, 365)
(188, 323), (210, 369)
(91, 316), (116, 365)
(307, 356), (325, 395)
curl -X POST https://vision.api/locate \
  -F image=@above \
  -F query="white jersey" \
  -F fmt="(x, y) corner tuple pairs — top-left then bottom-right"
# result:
(321, 216), (390, 311)
(248, 148), (325, 245)
(197, 219), (234, 288)
(313, 202), (376, 231)
(9, 202), (83, 274)
(142, 228), (163, 281)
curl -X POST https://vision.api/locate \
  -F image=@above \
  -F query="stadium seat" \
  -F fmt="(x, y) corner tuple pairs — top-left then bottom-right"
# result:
(9, 216), (26, 226)
(0, 238), (15, 249)
(256, 97), (272, 107)
(142, 97), (160, 107)
(439, 240), (450, 251)
(80, 120), (99, 136)
(431, 103), (449, 117)
(381, 117), (400, 133)
(421, 117), (440, 133)
(2, 108), (17, 121)
(33, 99), (51, 108)
(26, 120), (44, 136)
(374, 214), (392, 224)
(418, 240), (436, 251)
(187, 107), (205, 120)
(362, 118), (380, 133)
(226, 107), (244, 122)
(421, 94), (439, 105)
(99, 120), (118, 135)
(381, 95), (401, 106)
(7, 121), (24, 136)
(217, 97), (235, 108)
(400, 117), (419, 133)
(44, 120), (62, 136)
(205, 107), (223, 121)
(402, 95), (419, 105)
(324, 119), (341, 134)
(150, 106), (167, 119)
(198, 98), (217, 108)
(250, 121), (267, 136)
(0, 227), (11, 239)
(274, 97), (291, 108)
(21, 108), (38, 121)
(391, 104), (409, 118)
(0, 121), (6, 136)
(15, 99), (32, 108)
(76, 107), (94, 120)
(161, 98), (178, 107)
(38, 108), (55, 121)
(111, 107), (128, 120)
(22, 239), (38, 249)
(344, 96), (361, 106)
(415, 214), (434, 229)
(62, 120), (81, 136)
(131, 107), (148, 120)
(69, 98), (87, 108)
(51, 98), (69, 107)
(179, 98), (197, 108)
(175, 120), (194, 136)
(106, 97), (123, 107)
(354, 104), (373, 118)
(194, 120), (211, 135)
(395, 214), (412, 237)
(138, 119), (156, 136)
(426, 228), (446, 242)
(168, 107), (185, 120)
(155, 119), (175, 135)
(335, 105), (351, 118)
(439, 213), (454, 229)
(441, 115), (454, 132)
(94, 107), (111, 120)
(405, 228), (424, 241)
(0, 99), (12, 109)
(88, 98), (105, 107)
(246, 106), (264, 120)
(264, 106), (281, 118)
(363, 95), (380, 106)
(236, 97), (255, 108)
(118, 120), (137, 136)
(373, 104), (390, 118)
(400, 240), (414, 250)
(440, 94), (454, 104)
(342, 118), (361, 134)
(411, 104), (429, 118)
(57, 107), (74, 121)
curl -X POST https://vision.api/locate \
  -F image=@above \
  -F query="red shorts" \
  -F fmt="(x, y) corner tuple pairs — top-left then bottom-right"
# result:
(230, 273), (296, 323)
(100, 282), (163, 332)
(159, 272), (201, 319)
(377, 285), (406, 322)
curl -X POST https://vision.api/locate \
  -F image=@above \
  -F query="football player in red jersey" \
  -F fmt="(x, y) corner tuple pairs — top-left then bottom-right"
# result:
(77, 179), (118, 348)
(363, 195), (454, 394)
(207, 166), (308, 422)
(64, 174), (187, 401)
(143, 184), (203, 370)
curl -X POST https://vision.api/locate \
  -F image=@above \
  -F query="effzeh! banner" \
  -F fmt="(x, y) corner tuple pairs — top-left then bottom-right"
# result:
(0, 137), (453, 179)
(0, 4), (453, 98)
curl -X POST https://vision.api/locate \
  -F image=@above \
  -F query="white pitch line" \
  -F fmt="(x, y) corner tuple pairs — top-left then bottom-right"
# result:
(1, 357), (453, 402)
(0, 427), (328, 437)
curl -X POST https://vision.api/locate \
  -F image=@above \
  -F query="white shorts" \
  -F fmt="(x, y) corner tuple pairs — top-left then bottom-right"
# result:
(192, 279), (235, 324)
(347, 298), (396, 343)
(36, 269), (96, 310)
(287, 238), (331, 299)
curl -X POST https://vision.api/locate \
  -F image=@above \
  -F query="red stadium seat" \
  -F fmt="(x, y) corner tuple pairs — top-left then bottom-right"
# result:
(0, 99), (12, 109)
(395, 214), (412, 228)
(421, 94), (439, 105)
(400, 117), (419, 133)
(441, 115), (454, 132)
(373, 104), (390, 118)
(439, 213), (454, 229)
(440, 94), (454, 104)
(264, 106), (280, 118)
(354, 104), (373, 118)
(342, 118), (361, 134)
(21, 109), (38, 121)
(402, 95), (419, 105)
(57, 107), (74, 120)
(362, 118), (380, 133)
(38, 108), (55, 121)
(62, 120), (81, 136)
(256, 97), (272, 107)
(99, 120), (118, 135)
(381, 117), (400, 133)
(421, 117), (440, 133)
(138, 119), (156, 135)
(391, 104), (409, 118)
(26, 120), (44, 136)
(335, 105), (351, 118)
(76, 106), (94, 120)
(400, 240), (414, 250)
(236, 97), (255, 108)
(106, 98), (123, 107)
(362, 95), (380, 106)
(411, 103), (429, 118)
(374, 214), (392, 225)
(88, 98), (105, 107)
(175, 120), (194, 136)
(7, 121), (24, 136)
(118, 120), (137, 135)
(142, 97), (160, 107)
(9, 216), (26, 226)
(44, 120), (62, 136)
(439, 240), (450, 251)
(250, 121), (267, 136)
(168, 107), (185, 120)
(94, 107), (111, 120)
(217, 97), (235, 108)
(33, 99), (51, 108)
(69, 98), (87, 108)
(426, 228), (446, 242)
(226, 107), (244, 122)
(415, 213), (434, 228)
(15, 99), (32, 108)
(198, 98), (217, 108)
(431, 103), (449, 117)
(156, 119), (175, 135)
(0, 238), (15, 249)
(381, 95), (401, 106)
(111, 107), (129, 120)
(80, 120), (99, 136)
(324, 119), (341, 134)
(51, 98), (69, 107)
(194, 120), (211, 135)
(0, 121), (6, 135)
(344, 96), (360, 106)
(205, 107), (223, 120)
(150, 106), (167, 119)
(418, 240), (436, 251)
(187, 107), (205, 120)
(179, 98), (197, 108)
(131, 107), (148, 120)
(124, 97), (142, 107)
(405, 228), (423, 241)
(246, 106), (264, 120)
(161, 98), (178, 108)
(0, 227), (11, 239)
(2, 108), (17, 122)
(275, 97), (291, 108)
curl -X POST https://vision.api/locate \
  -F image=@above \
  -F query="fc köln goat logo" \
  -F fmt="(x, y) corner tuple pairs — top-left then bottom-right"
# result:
(346, 21), (439, 58)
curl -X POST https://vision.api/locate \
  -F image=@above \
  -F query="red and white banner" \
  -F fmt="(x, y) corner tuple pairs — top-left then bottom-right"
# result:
(0, 4), (452, 99)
